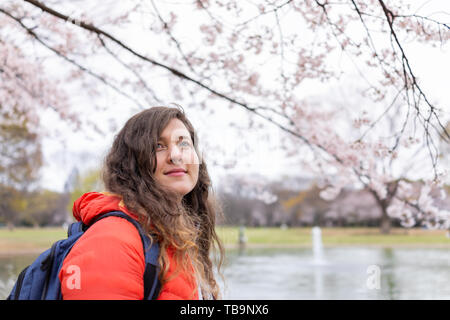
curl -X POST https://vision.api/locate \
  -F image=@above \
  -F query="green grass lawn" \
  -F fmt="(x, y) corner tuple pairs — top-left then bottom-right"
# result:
(217, 226), (450, 247)
(0, 227), (66, 254)
(1, 226), (449, 254)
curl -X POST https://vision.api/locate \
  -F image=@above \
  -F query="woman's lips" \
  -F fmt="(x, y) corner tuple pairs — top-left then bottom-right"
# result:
(166, 171), (186, 177)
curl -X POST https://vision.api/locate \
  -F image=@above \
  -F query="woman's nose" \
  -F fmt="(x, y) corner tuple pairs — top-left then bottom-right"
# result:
(169, 145), (183, 164)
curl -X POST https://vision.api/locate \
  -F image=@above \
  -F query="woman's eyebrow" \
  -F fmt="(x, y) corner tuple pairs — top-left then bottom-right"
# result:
(158, 135), (191, 142)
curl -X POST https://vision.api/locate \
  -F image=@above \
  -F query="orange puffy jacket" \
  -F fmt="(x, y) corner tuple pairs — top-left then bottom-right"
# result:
(58, 192), (199, 300)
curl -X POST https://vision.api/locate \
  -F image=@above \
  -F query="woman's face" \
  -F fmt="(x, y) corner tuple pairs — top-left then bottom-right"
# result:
(154, 118), (200, 200)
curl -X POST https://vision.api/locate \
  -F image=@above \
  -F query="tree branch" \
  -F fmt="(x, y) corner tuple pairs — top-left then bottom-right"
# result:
(0, 7), (145, 109)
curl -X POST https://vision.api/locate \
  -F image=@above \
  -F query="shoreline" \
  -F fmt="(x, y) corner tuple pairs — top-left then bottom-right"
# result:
(0, 248), (48, 257)
(224, 243), (450, 249)
(2, 242), (450, 257)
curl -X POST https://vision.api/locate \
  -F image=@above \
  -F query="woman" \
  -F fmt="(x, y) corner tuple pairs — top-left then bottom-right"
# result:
(59, 106), (224, 300)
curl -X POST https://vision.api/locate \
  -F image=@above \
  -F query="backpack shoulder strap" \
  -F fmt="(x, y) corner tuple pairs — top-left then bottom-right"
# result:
(88, 211), (161, 300)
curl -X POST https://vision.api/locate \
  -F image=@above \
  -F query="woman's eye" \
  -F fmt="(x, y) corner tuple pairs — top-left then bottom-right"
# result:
(156, 143), (166, 150)
(180, 140), (191, 148)
(156, 141), (191, 151)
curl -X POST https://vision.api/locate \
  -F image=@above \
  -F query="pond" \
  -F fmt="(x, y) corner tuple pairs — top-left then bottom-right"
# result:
(219, 246), (450, 299)
(1, 246), (450, 299)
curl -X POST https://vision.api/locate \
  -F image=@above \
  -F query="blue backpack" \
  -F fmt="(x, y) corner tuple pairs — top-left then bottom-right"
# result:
(7, 211), (161, 300)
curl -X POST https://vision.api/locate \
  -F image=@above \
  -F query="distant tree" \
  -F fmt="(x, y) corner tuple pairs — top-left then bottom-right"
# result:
(0, 110), (42, 228)
(290, 185), (331, 226)
(217, 173), (281, 226)
(218, 188), (254, 226)
(18, 189), (68, 227)
(67, 168), (103, 214)
(0, 186), (22, 228)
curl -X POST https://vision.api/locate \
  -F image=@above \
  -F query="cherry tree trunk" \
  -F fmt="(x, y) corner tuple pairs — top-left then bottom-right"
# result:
(380, 205), (392, 235)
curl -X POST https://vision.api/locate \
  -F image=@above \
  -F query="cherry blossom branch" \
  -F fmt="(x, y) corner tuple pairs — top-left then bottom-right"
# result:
(149, 0), (197, 75)
(377, 0), (450, 139)
(194, 0), (225, 26)
(0, 7), (145, 110)
(395, 13), (450, 30)
(16, 0), (449, 229)
(399, 196), (449, 229)
(342, 0), (450, 179)
(236, 0), (293, 27)
(357, 88), (403, 143)
(316, 0), (403, 113)
(349, 0), (414, 149)
(20, 0), (301, 140)
(23, 0), (449, 156)
(19, 0), (335, 175)
(350, 1), (450, 151)
(96, 35), (162, 104)
(273, 4), (289, 95)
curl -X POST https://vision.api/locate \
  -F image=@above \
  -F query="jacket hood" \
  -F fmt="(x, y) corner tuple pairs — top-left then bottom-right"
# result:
(73, 192), (139, 225)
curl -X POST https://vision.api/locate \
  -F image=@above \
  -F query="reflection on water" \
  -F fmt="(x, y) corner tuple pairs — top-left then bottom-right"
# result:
(0, 253), (38, 299)
(1, 247), (450, 299)
(217, 247), (450, 300)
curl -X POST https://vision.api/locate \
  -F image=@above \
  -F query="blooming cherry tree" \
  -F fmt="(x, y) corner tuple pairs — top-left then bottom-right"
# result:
(0, 0), (449, 232)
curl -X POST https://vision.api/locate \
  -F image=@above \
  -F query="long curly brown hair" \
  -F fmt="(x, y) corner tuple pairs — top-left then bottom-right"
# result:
(102, 106), (224, 299)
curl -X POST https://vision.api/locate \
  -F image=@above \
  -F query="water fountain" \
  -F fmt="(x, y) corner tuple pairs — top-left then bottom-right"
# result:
(311, 226), (326, 265)
(238, 225), (247, 255)
(311, 226), (326, 299)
